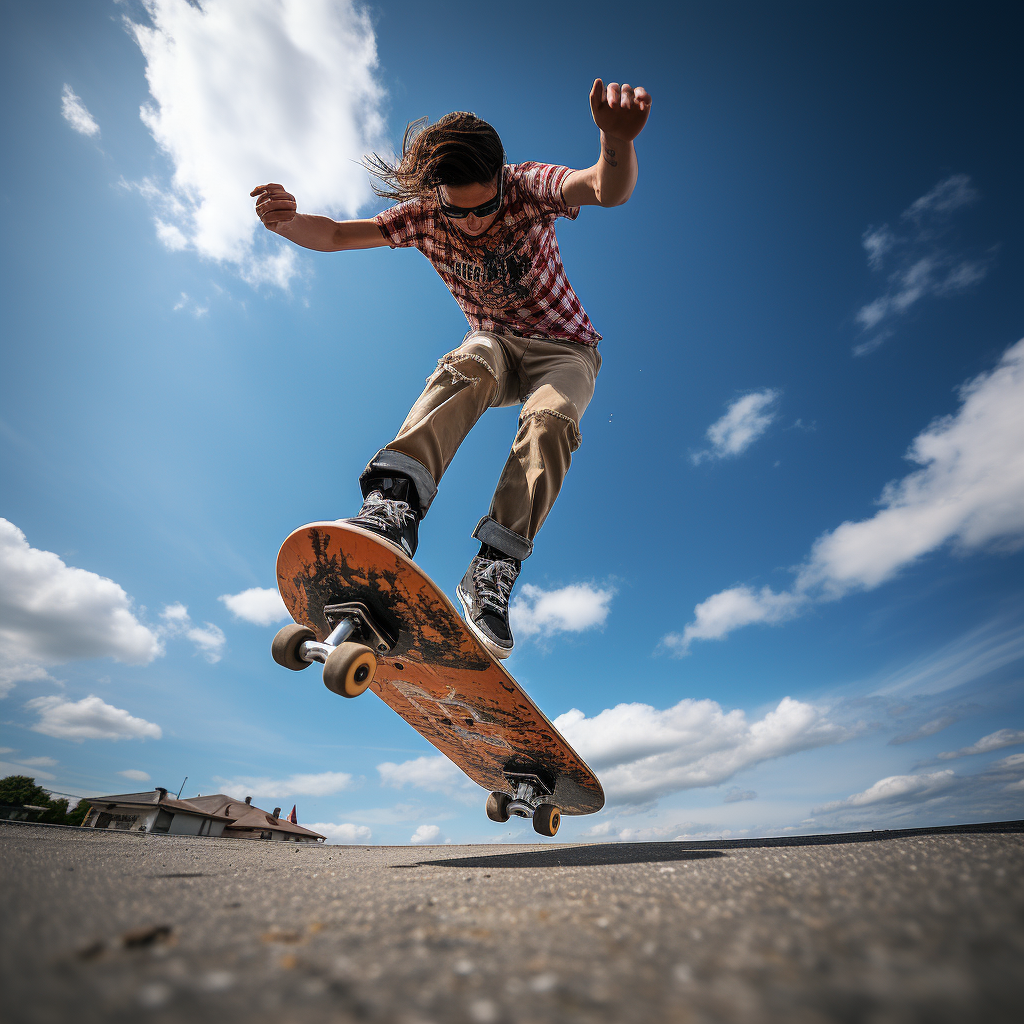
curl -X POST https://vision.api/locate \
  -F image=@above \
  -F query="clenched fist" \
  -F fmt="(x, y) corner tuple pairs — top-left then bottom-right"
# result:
(589, 80), (652, 142)
(250, 183), (297, 229)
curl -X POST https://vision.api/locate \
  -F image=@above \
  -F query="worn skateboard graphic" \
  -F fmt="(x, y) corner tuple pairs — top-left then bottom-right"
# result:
(272, 522), (604, 836)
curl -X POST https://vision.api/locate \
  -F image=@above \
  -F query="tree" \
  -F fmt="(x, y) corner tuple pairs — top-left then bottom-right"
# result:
(0, 775), (91, 826)
(0, 775), (51, 807)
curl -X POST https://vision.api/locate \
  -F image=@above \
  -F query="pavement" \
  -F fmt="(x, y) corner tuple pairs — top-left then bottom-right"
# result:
(2, 819), (1023, 1024)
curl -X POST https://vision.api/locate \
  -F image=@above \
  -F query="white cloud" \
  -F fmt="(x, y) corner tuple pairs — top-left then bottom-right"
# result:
(815, 770), (956, 812)
(377, 755), (474, 797)
(125, 0), (388, 285)
(409, 824), (443, 844)
(937, 729), (1024, 760)
(0, 519), (163, 693)
(172, 291), (208, 317)
(17, 756), (58, 767)
(555, 695), (846, 807)
(118, 769), (152, 782)
(26, 695), (162, 742)
(308, 821), (372, 844)
(219, 587), (289, 626)
(691, 389), (780, 464)
(854, 174), (989, 353)
(510, 583), (615, 640)
(61, 85), (100, 137)
(213, 771), (353, 801)
(672, 340), (1024, 652)
(159, 603), (226, 663)
(663, 585), (803, 651)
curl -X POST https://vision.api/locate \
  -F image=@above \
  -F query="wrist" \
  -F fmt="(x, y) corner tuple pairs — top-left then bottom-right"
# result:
(600, 130), (634, 148)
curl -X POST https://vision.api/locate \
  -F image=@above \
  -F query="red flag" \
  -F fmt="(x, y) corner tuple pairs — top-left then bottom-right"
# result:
(287, 805), (297, 824)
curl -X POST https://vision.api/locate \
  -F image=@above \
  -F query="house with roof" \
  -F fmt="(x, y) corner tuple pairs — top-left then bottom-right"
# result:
(81, 788), (324, 842)
(188, 794), (324, 843)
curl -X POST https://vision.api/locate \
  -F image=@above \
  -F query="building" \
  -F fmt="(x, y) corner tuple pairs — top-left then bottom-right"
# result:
(80, 788), (232, 836)
(188, 794), (324, 843)
(81, 789), (324, 842)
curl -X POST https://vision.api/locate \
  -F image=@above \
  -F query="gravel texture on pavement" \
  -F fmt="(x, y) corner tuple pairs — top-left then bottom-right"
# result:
(2, 820), (1022, 1024)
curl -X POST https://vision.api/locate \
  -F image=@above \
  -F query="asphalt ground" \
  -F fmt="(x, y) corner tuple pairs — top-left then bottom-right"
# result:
(2, 820), (1022, 1024)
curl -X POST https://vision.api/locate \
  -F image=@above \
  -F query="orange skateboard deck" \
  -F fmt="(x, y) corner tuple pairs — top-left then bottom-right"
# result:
(274, 522), (604, 834)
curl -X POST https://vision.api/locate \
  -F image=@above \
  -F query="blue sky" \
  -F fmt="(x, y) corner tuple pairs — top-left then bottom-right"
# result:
(2, 0), (1022, 844)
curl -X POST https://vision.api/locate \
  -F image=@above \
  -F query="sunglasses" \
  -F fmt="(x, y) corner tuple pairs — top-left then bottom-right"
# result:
(435, 169), (504, 219)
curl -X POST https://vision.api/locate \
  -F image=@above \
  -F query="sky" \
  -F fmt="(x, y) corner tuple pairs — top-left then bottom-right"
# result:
(1, 0), (1022, 845)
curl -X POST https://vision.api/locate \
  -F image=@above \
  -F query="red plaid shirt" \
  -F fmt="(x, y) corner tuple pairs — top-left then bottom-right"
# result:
(375, 162), (601, 346)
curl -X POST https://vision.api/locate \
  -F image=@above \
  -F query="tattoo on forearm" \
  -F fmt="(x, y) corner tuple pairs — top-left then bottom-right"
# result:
(603, 147), (618, 167)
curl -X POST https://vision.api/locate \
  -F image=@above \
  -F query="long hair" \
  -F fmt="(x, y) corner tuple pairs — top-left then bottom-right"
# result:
(363, 112), (505, 203)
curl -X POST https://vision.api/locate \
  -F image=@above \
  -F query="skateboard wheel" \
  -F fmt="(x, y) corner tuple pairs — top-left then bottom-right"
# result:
(485, 792), (511, 823)
(323, 642), (377, 698)
(533, 803), (560, 837)
(272, 623), (316, 671)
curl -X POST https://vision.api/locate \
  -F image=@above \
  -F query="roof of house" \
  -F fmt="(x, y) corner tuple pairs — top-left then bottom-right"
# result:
(188, 793), (324, 840)
(87, 790), (233, 821)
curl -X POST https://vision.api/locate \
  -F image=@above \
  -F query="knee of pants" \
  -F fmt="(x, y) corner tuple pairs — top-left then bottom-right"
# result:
(430, 338), (502, 391)
(520, 384), (583, 452)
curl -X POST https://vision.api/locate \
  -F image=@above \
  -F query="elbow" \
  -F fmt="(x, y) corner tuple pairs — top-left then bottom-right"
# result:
(597, 189), (631, 209)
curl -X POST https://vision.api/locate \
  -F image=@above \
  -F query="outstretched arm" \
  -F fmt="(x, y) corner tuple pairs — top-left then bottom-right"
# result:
(250, 183), (389, 251)
(562, 80), (652, 208)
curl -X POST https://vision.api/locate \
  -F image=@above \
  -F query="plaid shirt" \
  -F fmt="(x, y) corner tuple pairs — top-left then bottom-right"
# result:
(375, 162), (601, 346)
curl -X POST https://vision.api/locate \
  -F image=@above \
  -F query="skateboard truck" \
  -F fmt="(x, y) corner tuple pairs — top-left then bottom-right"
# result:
(485, 768), (561, 836)
(271, 601), (397, 699)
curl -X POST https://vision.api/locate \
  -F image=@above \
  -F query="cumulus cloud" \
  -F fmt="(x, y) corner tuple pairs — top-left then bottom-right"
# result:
(671, 340), (1024, 652)
(0, 519), (163, 693)
(26, 695), (162, 742)
(814, 770), (956, 813)
(213, 771), (353, 800)
(555, 695), (846, 807)
(159, 603), (226, 663)
(510, 583), (615, 640)
(61, 85), (100, 137)
(124, 0), (388, 286)
(691, 389), (780, 464)
(118, 769), (152, 782)
(409, 824), (443, 844)
(308, 821), (372, 844)
(219, 587), (289, 626)
(377, 755), (475, 798)
(854, 174), (991, 355)
(937, 729), (1024, 760)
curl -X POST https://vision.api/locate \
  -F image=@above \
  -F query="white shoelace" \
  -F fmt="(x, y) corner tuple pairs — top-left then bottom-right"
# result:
(473, 558), (518, 611)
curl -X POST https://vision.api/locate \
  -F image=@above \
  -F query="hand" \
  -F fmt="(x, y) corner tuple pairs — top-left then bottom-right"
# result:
(589, 79), (652, 142)
(250, 183), (297, 229)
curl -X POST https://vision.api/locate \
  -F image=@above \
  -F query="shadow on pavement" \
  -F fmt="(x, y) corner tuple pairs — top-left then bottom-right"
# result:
(401, 846), (727, 868)
(401, 820), (1024, 870)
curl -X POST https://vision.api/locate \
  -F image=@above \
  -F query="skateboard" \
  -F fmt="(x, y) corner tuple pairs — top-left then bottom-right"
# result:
(272, 522), (605, 836)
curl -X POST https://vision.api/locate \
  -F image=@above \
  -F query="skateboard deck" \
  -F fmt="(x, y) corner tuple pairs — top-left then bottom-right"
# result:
(275, 522), (605, 826)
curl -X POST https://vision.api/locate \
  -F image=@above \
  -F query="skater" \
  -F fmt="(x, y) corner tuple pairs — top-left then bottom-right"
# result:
(252, 79), (651, 659)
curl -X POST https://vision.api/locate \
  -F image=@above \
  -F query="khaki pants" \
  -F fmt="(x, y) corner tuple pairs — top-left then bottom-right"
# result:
(361, 331), (601, 560)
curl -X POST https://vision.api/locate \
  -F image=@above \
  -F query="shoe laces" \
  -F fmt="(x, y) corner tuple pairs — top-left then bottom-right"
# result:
(355, 491), (417, 531)
(473, 557), (519, 612)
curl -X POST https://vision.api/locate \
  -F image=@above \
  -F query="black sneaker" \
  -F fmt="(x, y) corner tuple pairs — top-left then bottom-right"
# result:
(342, 490), (419, 558)
(456, 546), (521, 660)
